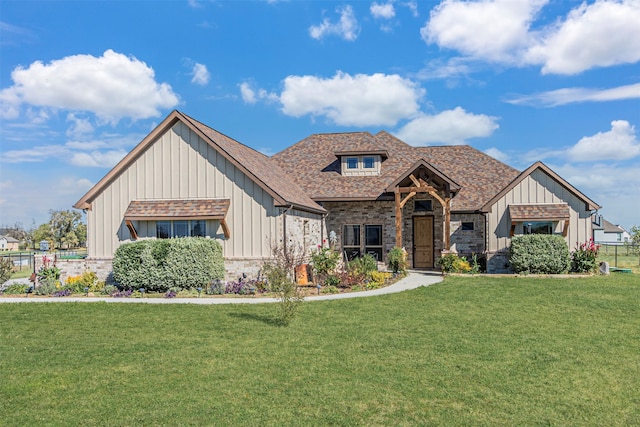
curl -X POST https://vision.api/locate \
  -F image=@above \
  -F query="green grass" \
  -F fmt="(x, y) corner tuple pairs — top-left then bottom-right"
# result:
(1, 275), (639, 426)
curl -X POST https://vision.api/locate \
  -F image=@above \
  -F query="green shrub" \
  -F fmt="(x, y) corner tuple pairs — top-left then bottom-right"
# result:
(112, 238), (224, 292)
(0, 258), (12, 283)
(509, 235), (570, 274)
(2, 283), (29, 294)
(349, 254), (378, 278)
(324, 274), (341, 287)
(436, 253), (473, 273)
(34, 280), (58, 295)
(387, 247), (408, 274)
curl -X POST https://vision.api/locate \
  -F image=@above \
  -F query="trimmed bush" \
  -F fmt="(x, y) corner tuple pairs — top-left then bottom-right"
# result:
(113, 238), (224, 292)
(509, 235), (570, 274)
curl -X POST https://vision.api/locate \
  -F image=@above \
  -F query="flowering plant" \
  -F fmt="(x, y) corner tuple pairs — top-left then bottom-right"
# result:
(37, 255), (61, 285)
(571, 239), (600, 273)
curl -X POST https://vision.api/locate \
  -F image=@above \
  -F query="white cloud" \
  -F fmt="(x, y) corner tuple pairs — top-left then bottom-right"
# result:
(568, 120), (640, 162)
(2, 145), (68, 163)
(239, 82), (278, 105)
(526, 1), (640, 75)
(484, 147), (509, 163)
(309, 5), (360, 41)
(506, 82), (640, 107)
(395, 107), (499, 145)
(371, 2), (395, 19)
(403, 0), (419, 17)
(422, 0), (545, 63)
(66, 113), (94, 138)
(191, 63), (210, 86)
(70, 150), (128, 168)
(0, 49), (179, 124)
(416, 57), (475, 81)
(550, 161), (640, 231)
(280, 71), (424, 127)
(423, 0), (640, 75)
(239, 82), (257, 104)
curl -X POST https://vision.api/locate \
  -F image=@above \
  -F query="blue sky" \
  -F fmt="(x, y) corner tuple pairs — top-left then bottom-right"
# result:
(1, 0), (639, 232)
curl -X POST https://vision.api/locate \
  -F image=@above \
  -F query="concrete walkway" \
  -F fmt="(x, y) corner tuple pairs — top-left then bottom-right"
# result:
(0, 271), (443, 304)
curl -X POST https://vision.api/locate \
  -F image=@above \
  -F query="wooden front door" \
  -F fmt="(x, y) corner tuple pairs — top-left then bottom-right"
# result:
(413, 216), (434, 268)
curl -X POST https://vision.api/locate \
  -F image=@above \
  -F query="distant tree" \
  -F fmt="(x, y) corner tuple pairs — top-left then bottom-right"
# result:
(75, 223), (87, 247)
(49, 210), (83, 249)
(631, 225), (640, 246)
(33, 223), (55, 250)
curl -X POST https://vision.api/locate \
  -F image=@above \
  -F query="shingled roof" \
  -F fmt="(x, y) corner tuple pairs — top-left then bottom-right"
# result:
(271, 130), (520, 212)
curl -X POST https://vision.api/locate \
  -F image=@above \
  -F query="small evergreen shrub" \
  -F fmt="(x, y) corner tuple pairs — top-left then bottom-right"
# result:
(509, 235), (570, 274)
(113, 238), (224, 292)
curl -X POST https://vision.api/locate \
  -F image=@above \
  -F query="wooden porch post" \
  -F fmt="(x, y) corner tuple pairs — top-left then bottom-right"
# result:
(444, 197), (451, 252)
(395, 189), (402, 247)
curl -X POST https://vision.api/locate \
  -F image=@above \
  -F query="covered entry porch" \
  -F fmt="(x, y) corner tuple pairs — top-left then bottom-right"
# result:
(386, 160), (460, 268)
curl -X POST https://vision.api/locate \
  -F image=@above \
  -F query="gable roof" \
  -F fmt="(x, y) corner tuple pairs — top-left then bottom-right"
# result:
(0, 235), (19, 243)
(481, 161), (601, 212)
(74, 111), (325, 215)
(601, 218), (627, 234)
(271, 130), (520, 211)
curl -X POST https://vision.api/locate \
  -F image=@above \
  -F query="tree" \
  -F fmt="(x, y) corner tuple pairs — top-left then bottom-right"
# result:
(631, 225), (640, 245)
(49, 209), (83, 249)
(33, 223), (55, 250)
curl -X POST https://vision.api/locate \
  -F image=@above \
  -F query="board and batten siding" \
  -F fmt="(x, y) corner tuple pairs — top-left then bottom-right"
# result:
(86, 122), (280, 259)
(486, 168), (594, 254)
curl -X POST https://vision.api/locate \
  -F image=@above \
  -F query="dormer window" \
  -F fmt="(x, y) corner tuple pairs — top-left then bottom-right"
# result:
(341, 155), (382, 176)
(363, 156), (375, 169)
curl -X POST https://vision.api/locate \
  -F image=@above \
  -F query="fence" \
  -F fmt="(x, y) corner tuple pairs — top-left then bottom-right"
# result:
(1, 250), (88, 272)
(596, 243), (640, 269)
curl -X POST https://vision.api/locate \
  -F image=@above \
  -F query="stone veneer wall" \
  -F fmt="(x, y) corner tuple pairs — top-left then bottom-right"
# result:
(323, 195), (445, 268)
(449, 213), (485, 256)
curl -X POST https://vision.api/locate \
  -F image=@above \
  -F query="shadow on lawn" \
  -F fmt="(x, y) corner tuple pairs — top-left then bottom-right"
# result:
(228, 311), (281, 327)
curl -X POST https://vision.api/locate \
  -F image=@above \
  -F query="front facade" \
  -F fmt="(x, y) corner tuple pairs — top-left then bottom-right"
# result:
(76, 111), (601, 278)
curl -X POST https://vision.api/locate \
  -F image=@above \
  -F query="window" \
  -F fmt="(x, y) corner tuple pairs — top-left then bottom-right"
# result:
(341, 155), (381, 176)
(343, 225), (361, 260)
(523, 222), (553, 235)
(156, 221), (170, 239)
(156, 220), (207, 238)
(461, 222), (474, 231)
(174, 221), (189, 237)
(363, 156), (375, 169)
(364, 225), (383, 261)
(414, 200), (433, 212)
(190, 220), (206, 237)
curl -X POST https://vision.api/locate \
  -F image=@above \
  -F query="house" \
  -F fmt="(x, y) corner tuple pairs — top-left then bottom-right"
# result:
(74, 110), (600, 278)
(592, 215), (631, 244)
(0, 235), (20, 251)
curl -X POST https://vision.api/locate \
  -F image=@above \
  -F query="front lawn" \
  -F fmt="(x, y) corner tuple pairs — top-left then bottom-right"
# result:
(1, 275), (639, 426)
